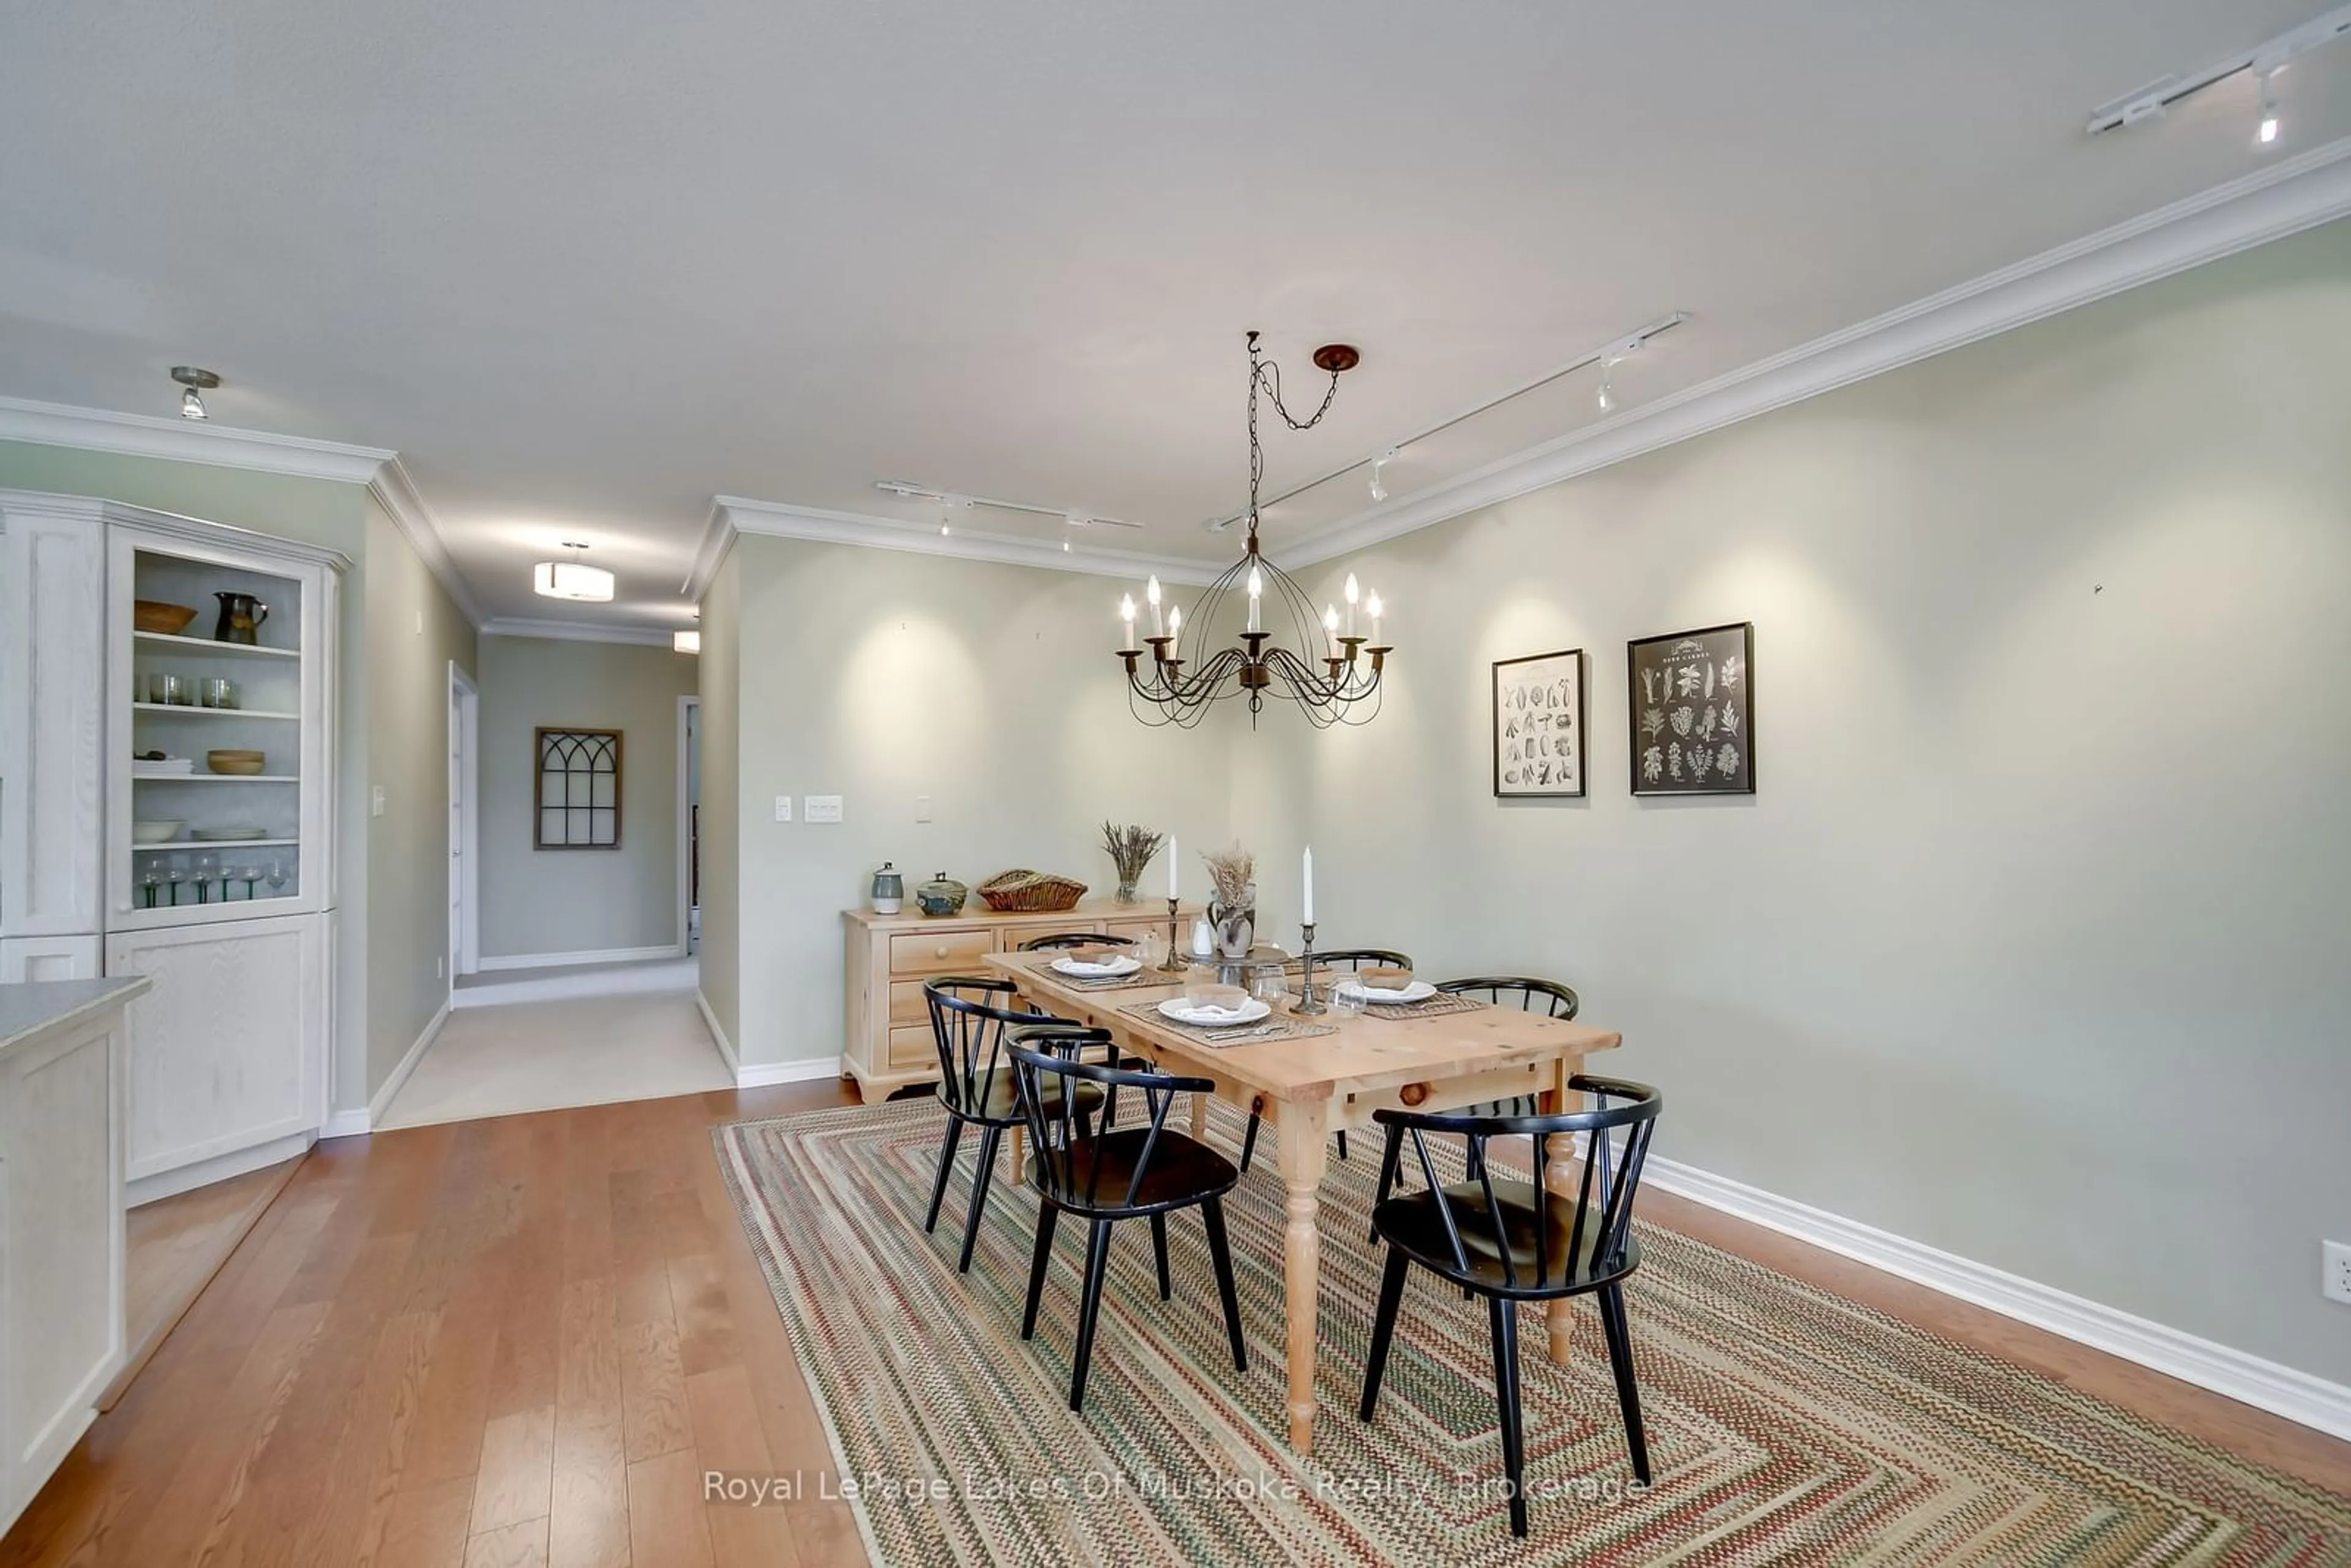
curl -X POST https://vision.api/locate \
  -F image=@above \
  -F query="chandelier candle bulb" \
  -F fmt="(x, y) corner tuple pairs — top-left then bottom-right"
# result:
(1167, 604), (1182, 658)
(1120, 595), (1136, 650)
(1147, 575), (1163, 636)
(1367, 591), (1384, 645)
(1344, 572), (1360, 636)
(1322, 604), (1340, 659)
(1247, 566), (1263, 632)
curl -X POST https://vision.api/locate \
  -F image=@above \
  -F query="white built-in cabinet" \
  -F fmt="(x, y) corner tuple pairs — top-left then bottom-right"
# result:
(0, 489), (343, 1206)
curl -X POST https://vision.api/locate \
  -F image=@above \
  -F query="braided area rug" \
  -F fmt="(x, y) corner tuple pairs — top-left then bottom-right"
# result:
(713, 1100), (2351, 1566)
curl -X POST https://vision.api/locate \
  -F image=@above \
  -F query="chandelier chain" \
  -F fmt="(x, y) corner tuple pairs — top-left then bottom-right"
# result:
(1245, 331), (1343, 541)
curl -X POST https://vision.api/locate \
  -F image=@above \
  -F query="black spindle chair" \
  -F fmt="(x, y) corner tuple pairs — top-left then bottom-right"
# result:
(921, 978), (1098, 1274)
(1360, 1076), (1662, 1537)
(1369, 975), (1583, 1242)
(1235, 946), (1415, 1173)
(1016, 932), (1138, 951)
(1007, 1024), (1249, 1413)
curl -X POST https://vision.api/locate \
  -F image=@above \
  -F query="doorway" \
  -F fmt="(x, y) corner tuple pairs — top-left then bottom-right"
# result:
(448, 661), (480, 988)
(677, 695), (700, 956)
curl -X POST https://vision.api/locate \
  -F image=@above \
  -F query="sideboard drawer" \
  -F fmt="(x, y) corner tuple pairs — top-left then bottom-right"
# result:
(887, 978), (937, 1027)
(888, 1026), (939, 1071)
(888, 927), (996, 977)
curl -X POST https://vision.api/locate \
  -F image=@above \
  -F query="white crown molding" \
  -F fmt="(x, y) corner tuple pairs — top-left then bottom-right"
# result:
(0, 394), (393, 484)
(1287, 135), (2351, 568)
(1645, 1156), (2351, 1444)
(479, 617), (681, 648)
(366, 456), (487, 628)
(0, 487), (355, 572)
(700, 495), (1223, 596)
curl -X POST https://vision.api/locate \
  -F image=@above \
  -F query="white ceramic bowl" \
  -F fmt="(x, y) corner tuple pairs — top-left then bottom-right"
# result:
(132, 819), (185, 845)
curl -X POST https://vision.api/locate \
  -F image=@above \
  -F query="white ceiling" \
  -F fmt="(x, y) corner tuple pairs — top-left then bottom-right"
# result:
(4, 1), (2346, 625)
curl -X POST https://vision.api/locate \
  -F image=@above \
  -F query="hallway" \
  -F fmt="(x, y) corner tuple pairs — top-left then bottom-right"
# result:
(378, 985), (732, 1130)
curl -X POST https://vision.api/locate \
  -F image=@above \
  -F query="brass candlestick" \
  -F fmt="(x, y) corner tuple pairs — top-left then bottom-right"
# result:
(1293, 921), (1327, 1014)
(1158, 896), (1187, 972)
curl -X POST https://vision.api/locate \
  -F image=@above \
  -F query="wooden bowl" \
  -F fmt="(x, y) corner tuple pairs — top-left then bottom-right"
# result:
(1184, 981), (1248, 1011)
(1359, 965), (1415, 991)
(1068, 943), (1120, 964)
(207, 749), (266, 776)
(133, 599), (198, 636)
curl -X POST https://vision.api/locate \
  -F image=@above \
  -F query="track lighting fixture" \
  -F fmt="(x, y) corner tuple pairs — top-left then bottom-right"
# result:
(171, 366), (219, 421)
(876, 480), (1144, 535)
(1368, 447), (1398, 503)
(2087, 6), (2349, 138)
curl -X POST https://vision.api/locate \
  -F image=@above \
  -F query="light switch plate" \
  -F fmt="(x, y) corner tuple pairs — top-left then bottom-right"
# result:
(774, 795), (792, 822)
(370, 784), (386, 817)
(915, 795), (932, 823)
(804, 795), (844, 823)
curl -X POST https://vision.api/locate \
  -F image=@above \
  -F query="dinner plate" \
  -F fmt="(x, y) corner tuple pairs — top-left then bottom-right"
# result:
(1157, 996), (1272, 1027)
(1337, 978), (1437, 1004)
(192, 826), (269, 841)
(1051, 954), (1142, 978)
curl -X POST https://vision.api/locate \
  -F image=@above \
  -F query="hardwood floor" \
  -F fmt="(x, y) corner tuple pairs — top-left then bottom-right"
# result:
(4, 1079), (2344, 1567)
(103, 1154), (306, 1411)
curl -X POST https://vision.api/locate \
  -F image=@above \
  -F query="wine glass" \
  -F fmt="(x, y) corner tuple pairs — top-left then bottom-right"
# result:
(239, 864), (260, 899)
(162, 859), (189, 907)
(140, 865), (163, 908)
(193, 852), (219, 904)
(264, 859), (289, 899)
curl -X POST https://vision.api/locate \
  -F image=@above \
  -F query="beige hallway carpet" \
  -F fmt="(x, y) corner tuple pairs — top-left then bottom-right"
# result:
(377, 988), (733, 1129)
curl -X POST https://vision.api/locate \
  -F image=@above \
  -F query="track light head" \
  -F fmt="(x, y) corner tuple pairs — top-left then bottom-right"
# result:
(171, 366), (219, 421)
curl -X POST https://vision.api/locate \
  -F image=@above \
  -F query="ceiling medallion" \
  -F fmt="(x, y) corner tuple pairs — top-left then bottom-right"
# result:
(1116, 332), (1390, 729)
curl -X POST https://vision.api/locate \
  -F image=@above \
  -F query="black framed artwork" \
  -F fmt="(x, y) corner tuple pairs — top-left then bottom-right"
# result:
(534, 727), (623, 847)
(1627, 623), (1753, 795)
(1493, 649), (1585, 797)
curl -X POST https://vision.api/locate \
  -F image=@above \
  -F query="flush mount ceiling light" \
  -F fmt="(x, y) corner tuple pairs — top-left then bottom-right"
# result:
(1209, 312), (1687, 532)
(170, 366), (219, 421)
(533, 541), (614, 602)
(1117, 332), (1391, 730)
(2087, 4), (2351, 146)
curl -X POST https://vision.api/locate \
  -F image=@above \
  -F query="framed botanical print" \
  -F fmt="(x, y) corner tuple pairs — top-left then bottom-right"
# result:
(534, 727), (623, 847)
(1627, 623), (1753, 795)
(1493, 649), (1584, 797)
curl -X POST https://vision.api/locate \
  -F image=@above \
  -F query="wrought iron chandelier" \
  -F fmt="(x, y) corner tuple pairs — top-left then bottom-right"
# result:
(1117, 332), (1392, 729)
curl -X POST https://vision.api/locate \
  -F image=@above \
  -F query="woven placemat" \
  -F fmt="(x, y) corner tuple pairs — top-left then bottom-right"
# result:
(1037, 962), (1179, 992)
(1353, 989), (1489, 1021)
(1115, 998), (1337, 1047)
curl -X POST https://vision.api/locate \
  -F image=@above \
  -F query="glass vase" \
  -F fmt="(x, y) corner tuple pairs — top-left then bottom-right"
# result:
(1115, 877), (1141, 905)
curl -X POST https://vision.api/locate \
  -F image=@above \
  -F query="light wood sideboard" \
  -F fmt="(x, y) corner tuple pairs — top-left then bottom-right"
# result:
(841, 898), (1202, 1104)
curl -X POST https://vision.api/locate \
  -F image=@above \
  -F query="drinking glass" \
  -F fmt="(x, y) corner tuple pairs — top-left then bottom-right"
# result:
(1327, 981), (1366, 1019)
(193, 852), (219, 902)
(140, 866), (163, 908)
(264, 860), (289, 899)
(1250, 969), (1289, 1006)
(201, 677), (236, 708)
(152, 672), (186, 706)
(162, 860), (189, 906)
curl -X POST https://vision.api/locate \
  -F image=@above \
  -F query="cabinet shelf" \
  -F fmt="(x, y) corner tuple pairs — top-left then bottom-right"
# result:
(131, 631), (300, 659)
(133, 838), (299, 851)
(132, 702), (302, 721)
(131, 773), (300, 783)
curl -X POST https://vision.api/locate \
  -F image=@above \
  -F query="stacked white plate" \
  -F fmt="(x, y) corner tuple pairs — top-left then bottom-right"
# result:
(131, 756), (197, 776)
(1157, 997), (1272, 1027)
(1335, 978), (1438, 1004)
(1051, 953), (1142, 978)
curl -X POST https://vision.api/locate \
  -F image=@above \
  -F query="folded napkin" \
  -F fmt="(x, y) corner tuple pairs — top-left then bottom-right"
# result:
(1341, 980), (1420, 1002)
(1056, 957), (1133, 976)
(1172, 1002), (1254, 1024)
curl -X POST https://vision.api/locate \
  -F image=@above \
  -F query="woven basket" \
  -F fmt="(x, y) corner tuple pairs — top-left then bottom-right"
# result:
(976, 869), (1087, 913)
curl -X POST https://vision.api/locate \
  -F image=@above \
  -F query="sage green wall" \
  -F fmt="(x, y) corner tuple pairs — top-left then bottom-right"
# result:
(696, 550), (743, 1053)
(475, 634), (700, 961)
(0, 443), (381, 1116)
(721, 535), (1237, 1068)
(1232, 218), (2351, 1386)
(362, 496), (478, 1095)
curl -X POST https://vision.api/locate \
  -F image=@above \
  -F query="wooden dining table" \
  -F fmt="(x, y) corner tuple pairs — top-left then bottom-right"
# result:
(982, 948), (1622, 1455)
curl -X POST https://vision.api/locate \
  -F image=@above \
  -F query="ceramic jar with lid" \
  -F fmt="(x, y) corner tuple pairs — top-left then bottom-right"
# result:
(916, 871), (968, 917)
(870, 862), (904, 915)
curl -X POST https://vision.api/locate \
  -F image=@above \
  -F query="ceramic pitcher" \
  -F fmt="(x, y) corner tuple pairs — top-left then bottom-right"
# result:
(212, 591), (270, 645)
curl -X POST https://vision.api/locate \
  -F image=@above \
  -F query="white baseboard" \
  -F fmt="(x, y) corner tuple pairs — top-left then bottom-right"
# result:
(320, 1109), (371, 1138)
(734, 1057), (843, 1090)
(695, 989), (739, 1075)
(475, 943), (684, 972)
(127, 1131), (316, 1208)
(1644, 1155), (2351, 1444)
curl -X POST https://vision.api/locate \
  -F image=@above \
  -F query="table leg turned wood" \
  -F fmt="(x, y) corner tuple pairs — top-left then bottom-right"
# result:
(1009, 1123), (1026, 1186)
(1276, 1098), (1330, 1452)
(1541, 1055), (1586, 1365)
